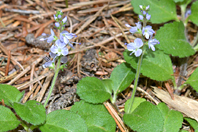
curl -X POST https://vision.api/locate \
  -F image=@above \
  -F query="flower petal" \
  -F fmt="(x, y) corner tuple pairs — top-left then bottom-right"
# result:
(61, 56), (67, 63)
(135, 49), (142, 57)
(127, 43), (136, 51)
(56, 39), (65, 48)
(50, 45), (58, 54)
(61, 47), (68, 56)
(134, 38), (143, 48)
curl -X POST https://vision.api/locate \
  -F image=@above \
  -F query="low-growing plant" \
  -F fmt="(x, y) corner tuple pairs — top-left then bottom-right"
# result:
(0, 0), (198, 132)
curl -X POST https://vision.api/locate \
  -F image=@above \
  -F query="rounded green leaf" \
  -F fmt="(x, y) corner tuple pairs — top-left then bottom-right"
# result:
(39, 110), (87, 132)
(77, 77), (111, 103)
(123, 101), (164, 132)
(0, 106), (20, 132)
(124, 50), (174, 81)
(13, 100), (46, 125)
(184, 117), (198, 131)
(155, 21), (195, 57)
(110, 63), (135, 94)
(125, 97), (146, 114)
(157, 103), (183, 132)
(71, 100), (116, 132)
(0, 84), (24, 107)
(189, 1), (198, 26)
(185, 67), (198, 92)
(131, 0), (178, 23)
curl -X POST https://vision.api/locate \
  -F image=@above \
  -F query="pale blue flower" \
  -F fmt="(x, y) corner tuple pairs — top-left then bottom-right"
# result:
(126, 22), (142, 34)
(185, 9), (191, 18)
(139, 5), (143, 10)
(127, 38), (143, 57)
(50, 39), (68, 56)
(55, 22), (60, 27)
(58, 15), (62, 19)
(142, 26), (155, 39)
(43, 61), (54, 68)
(139, 15), (143, 20)
(146, 13), (151, 20)
(40, 29), (56, 43)
(62, 16), (67, 23)
(60, 31), (77, 48)
(148, 38), (160, 51)
(54, 15), (57, 20)
(146, 5), (150, 10)
(142, 11), (146, 15)
(43, 52), (56, 68)
(61, 56), (67, 63)
(47, 29), (56, 43)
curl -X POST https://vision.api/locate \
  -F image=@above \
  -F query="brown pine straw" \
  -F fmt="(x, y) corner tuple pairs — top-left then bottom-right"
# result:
(103, 102), (128, 132)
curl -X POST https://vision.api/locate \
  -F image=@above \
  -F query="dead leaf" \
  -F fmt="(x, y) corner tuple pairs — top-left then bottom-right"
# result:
(152, 87), (198, 121)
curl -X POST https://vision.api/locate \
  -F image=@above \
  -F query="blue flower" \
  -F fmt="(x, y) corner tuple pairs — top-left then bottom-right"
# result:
(43, 52), (56, 68)
(54, 15), (57, 20)
(148, 38), (160, 51)
(43, 61), (54, 68)
(50, 39), (68, 56)
(145, 5), (150, 10)
(126, 22), (142, 34)
(62, 16), (67, 23)
(127, 38), (143, 57)
(139, 15), (143, 20)
(60, 31), (77, 48)
(146, 13), (151, 20)
(142, 26), (155, 39)
(55, 22), (60, 27)
(58, 15), (62, 19)
(40, 29), (56, 43)
(185, 9), (191, 18)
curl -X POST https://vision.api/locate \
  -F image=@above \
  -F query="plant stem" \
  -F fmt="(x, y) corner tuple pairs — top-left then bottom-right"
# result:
(65, 0), (68, 8)
(126, 53), (144, 114)
(44, 57), (61, 107)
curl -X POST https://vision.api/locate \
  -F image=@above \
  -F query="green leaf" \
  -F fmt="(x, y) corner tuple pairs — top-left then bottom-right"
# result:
(173, 0), (184, 2)
(155, 21), (195, 57)
(157, 103), (183, 132)
(131, 0), (178, 23)
(110, 63), (135, 94)
(189, 1), (198, 26)
(0, 106), (20, 132)
(185, 67), (198, 92)
(77, 77), (111, 103)
(124, 50), (174, 81)
(39, 109), (87, 132)
(13, 100), (46, 125)
(0, 84), (23, 107)
(184, 117), (198, 131)
(71, 100), (116, 132)
(179, 130), (188, 132)
(125, 97), (146, 114)
(123, 101), (164, 132)
(101, 79), (113, 94)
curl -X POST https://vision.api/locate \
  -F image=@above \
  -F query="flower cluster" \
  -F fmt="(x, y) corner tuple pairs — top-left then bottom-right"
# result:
(125, 5), (160, 57)
(41, 11), (77, 68)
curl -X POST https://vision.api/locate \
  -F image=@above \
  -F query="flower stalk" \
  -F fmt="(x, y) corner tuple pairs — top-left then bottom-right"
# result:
(125, 5), (160, 114)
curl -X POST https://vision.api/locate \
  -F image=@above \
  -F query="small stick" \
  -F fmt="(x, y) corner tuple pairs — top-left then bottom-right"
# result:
(69, 32), (129, 55)
(16, 71), (51, 90)
(103, 102), (128, 132)
(5, 50), (11, 76)
(36, 72), (54, 102)
(75, 5), (108, 35)
(8, 56), (44, 85)
(4, 8), (40, 14)
(129, 84), (159, 105)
